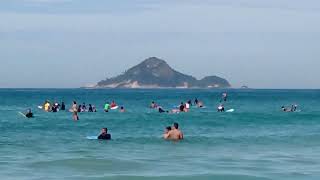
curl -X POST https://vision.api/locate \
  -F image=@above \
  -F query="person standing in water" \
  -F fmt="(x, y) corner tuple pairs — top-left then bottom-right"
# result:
(222, 92), (228, 102)
(104, 102), (110, 112)
(163, 126), (172, 139)
(61, 102), (66, 111)
(165, 123), (184, 141)
(120, 106), (125, 112)
(71, 101), (79, 121)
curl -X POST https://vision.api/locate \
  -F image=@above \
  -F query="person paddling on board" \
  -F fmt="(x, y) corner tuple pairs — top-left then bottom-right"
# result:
(104, 102), (110, 112)
(98, 128), (111, 140)
(150, 101), (158, 109)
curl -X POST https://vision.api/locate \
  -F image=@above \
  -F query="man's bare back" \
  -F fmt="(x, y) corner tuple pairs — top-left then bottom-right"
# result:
(167, 129), (183, 140)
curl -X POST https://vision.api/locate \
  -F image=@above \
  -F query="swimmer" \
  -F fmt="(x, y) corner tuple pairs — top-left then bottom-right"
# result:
(166, 123), (184, 140)
(150, 101), (158, 109)
(24, 109), (33, 118)
(197, 101), (204, 108)
(98, 128), (111, 140)
(163, 126), (172, 139)
(120, 106), (125, 112)
(61, 102), (66, 111)
(92, 105), (97, 112)
(217, 104), (225, 112)
(281, 106), (291, 112)
(71, 101), (79, 121)
(104, 102), (110, 112)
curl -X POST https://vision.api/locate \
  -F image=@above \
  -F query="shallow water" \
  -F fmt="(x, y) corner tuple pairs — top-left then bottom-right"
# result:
(1, 89), (320, 180)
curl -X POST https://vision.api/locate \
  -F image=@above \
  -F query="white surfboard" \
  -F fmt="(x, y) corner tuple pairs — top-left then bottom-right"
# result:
(226, 109), (235, 112)
(38, 106), (43, 109)
(18, 112), (27, 118)
(86, 136), (98, 140)
(111, 106), (119, 110)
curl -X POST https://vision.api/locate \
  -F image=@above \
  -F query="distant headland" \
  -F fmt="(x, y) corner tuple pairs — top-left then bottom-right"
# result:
(91, 57), (231, 89)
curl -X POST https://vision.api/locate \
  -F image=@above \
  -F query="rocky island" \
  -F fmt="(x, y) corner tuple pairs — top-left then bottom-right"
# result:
(95, 57), (231, 88)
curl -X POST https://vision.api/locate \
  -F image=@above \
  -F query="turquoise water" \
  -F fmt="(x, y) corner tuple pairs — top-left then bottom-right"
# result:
(1, 89), (320, 180)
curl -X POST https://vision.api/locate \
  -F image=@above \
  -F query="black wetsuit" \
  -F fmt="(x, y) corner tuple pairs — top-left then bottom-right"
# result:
(159, 107), (166, 113)
(179, 105), (185, 112)
(61, 104), (65, 111)
(25, 113), (33, 118)
(98, 133), (111, 140)
(89, 106), (93, 112)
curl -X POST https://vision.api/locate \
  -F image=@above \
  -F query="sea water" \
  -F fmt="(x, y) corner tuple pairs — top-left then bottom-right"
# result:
(1, 89), (320, 180)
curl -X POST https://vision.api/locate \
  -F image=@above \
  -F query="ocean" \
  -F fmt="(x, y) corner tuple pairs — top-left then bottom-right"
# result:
(1, 89), (320, 180)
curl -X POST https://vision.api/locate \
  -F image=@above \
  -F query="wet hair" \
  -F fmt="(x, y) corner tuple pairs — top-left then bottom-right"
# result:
(121, 106), (124, 109)
(166, 126), (172, 131)
(173, 122), (179, 129)
(103, 128), (108, 132)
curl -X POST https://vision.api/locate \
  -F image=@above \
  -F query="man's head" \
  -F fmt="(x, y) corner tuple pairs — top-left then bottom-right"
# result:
(165, 126), (172, 132)
(173, 122), (179, 130)
(101, 128), (108, 134)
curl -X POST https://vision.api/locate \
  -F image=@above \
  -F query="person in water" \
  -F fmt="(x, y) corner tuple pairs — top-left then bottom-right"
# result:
(25, 109), (33, 118)
(163, 126), (172, 139)
(194, 98), (199, 106)
(217, 104), (225, 112)
(165, 123), (183, 140)
(98, 128), (111, 140)
(222, 92), (228, 102)
(111, 101), (117, 108)
(150, 101), (158, 109)
(179, 102), (185, 112)
(71, 101), (79, 121)
(88, 104), (93, 112)
(61, 102), (66, 111)
(44, 100), (51, 112)
(104, 102), (110, 112)
(82, 103), (87, 112)
(92, 105), (97, 112)
(120, 106), (125, 112)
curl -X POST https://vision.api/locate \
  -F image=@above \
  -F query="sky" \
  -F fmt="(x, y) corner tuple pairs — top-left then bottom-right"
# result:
(0, 0), (320, 88)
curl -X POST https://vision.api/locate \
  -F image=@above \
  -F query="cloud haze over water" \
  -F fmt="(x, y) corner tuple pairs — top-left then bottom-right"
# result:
(0, 0), (319, 88)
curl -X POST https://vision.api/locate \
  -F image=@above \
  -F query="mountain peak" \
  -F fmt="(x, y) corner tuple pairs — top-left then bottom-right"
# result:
(96, 57), (231, 88)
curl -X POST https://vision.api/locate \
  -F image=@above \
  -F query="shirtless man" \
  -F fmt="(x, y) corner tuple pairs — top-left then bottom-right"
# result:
(165, 123), (184, 140)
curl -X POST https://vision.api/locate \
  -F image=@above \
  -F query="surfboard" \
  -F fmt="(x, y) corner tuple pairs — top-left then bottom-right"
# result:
(111, 106), (119, 110)
(226, 109), (235, 112)
(86, 136), (98, 140)
(18, 112), (27, 118)
(38, 106), (43, 109)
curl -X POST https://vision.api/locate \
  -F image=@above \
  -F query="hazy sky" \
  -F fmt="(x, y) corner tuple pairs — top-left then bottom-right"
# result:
(0, 0), (320, 88)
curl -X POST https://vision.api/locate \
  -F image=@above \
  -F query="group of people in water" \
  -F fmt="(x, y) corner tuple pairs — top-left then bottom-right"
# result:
(151, 98), (205, 114)
(281, 104), (298, 112)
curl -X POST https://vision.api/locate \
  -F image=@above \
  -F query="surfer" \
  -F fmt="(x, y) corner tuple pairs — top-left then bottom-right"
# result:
(24, 109), (34, 118)
(98, 128), (111, 140)
(111, 101), (117, 108)
(222, 92), (228, 102)
(217, 104), (225, 112)
(104, 102), (110, 112)
(163, 126), (172, 139)
(165, 123), (184, 141)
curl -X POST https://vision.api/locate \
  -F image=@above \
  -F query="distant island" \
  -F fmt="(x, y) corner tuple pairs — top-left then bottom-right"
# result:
(94, 57), (231, 88)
